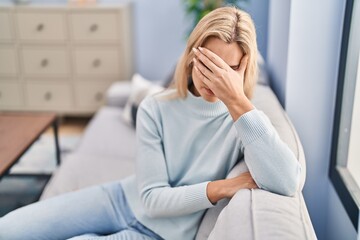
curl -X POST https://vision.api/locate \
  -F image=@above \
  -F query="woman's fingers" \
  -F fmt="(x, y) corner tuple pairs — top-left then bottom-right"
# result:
(198, 47), (228, 69)
(193, 48), (221, 74)
(247, 180), (259, 189)
(193, 58), (214, 81)
(238, 172), (259, 189)
(193, 63), (214, 89)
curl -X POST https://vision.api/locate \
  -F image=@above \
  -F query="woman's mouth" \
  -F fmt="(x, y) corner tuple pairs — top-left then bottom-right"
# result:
(203, 87), (214, 96)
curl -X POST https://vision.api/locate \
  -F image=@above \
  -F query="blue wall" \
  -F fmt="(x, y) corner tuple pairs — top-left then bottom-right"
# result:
(267, 0), (358, 239)
(238, 0), (269, 60)
(132, 0), (269, 81)
(132, 0), (188, 81)
(266, 0), (290, 106)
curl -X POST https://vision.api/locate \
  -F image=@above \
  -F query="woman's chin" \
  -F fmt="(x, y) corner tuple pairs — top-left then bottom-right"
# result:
(203, 97), (218, 103)
(200, 88), (218, 102)
(200, 92), (218, 102)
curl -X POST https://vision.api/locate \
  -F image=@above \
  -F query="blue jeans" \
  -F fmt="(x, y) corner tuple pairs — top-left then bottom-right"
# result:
(0, 181), (162, 240)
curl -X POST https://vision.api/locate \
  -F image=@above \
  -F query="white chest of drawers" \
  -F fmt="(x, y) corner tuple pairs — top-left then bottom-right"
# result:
(0, 1), (133, 115)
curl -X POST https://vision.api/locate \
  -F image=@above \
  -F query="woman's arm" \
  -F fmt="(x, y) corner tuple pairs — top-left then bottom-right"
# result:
(136, 97), (214, 218)
(207, 109), (302, 203)
(234, 109), (301, 196)
(193, 47), (301, 198)
(207, 172), (258, 204)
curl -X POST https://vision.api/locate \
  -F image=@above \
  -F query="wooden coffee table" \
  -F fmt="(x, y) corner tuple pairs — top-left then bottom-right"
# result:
(0, 112), (60, 178)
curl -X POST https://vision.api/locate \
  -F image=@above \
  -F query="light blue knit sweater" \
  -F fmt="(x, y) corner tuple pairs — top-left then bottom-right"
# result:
(121, 88), (301, 240)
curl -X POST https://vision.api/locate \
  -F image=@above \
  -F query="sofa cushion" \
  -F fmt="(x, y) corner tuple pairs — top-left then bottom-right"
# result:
(106, 81), (132, 108)
(41, 106), (137, 200)
(76, 106), (136, 160)
(40, 153), (135, 200)
(122, 74), (164, 127)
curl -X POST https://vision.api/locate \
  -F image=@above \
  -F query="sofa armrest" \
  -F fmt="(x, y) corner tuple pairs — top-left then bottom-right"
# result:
(196, 161), (315, 240)
(208, 190), (316, 240)
(196, 84), (311, 240)
(251, 85), (306, 191)
(106, 81), (131, 108)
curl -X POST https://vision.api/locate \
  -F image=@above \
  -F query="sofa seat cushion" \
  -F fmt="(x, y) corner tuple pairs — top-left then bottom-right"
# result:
(76, 106), (136, 160)
(208, 190), (316, 240)
(40, 153), (135, 200)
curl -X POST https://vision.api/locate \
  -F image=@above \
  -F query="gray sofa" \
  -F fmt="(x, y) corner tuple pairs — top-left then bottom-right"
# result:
(40, 67), (317, 239)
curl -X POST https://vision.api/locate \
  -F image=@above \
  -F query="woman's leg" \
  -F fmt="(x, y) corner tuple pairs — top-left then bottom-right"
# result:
(0, 181), (130, 240)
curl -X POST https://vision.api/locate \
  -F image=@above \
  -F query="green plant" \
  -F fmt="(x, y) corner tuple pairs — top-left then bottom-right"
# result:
(183, 0), (248, 35)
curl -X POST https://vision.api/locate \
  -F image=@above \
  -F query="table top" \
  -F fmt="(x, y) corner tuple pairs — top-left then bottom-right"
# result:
(0, 112), (57, 176)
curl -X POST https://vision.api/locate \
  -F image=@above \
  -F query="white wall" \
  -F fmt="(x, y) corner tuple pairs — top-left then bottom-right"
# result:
(348, 53), (360, 185)
(267, 0), (358, 239)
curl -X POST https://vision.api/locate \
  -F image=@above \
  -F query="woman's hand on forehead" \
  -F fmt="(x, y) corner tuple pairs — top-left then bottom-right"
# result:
(194, 47), (227, 71)
(191, 46), (252, 119)
(192, 47), (247, 75)
(192, 47), (248, 85)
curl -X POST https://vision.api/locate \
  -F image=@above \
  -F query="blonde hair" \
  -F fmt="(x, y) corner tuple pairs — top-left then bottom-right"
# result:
(164, 6), (258, 100)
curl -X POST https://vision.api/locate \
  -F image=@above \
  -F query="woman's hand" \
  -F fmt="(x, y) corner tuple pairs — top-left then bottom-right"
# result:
(207, 172), (259, 204)
(192, 47), (246, 105)
(192, 47), (254, 121)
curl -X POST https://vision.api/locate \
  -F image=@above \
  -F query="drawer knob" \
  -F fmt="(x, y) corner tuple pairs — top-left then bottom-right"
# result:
(41, 59), (49, 67)
(95, 92), (103, 102)
(37, 23), (44, 32)
(44, 91), (52, 101)
(93, 59), (101, 68)
(90, 24), (98, 32)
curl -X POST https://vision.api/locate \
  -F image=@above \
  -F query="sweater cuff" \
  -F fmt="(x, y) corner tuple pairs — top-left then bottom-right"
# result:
(234, 109), (270, 146)
(184, 181), (215, 210)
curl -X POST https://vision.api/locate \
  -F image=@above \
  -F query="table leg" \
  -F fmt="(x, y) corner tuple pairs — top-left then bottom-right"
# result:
(52, 118), (61, 165)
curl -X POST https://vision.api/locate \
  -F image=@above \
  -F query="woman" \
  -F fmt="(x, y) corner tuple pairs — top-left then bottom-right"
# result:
(0, 6), (301, 240)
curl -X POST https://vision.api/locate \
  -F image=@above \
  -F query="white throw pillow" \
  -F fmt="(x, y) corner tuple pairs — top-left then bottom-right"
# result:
(122, 74), (164, 126)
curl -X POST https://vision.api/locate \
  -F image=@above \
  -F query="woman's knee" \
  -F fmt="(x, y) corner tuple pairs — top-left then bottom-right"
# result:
(0, 213), (32, 240)
(0, 200), (71, 240)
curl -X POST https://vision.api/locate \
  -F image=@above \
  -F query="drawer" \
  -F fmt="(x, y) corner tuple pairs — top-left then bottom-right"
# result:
(16, 11), (67, 41)
(21, 47), (69, 77)
(74, 48), (122, 78)
(70, 12), (120, 41)
(0, 11), (13, 41)
(0, 47), (18, 77)
(74, 82), (112, 109)
(0, 82), (23, 107)
(26, 83), (72, 108)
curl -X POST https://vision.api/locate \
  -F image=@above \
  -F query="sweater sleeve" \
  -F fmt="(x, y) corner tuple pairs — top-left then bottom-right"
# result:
(235, 109), (302, 196)
(135, 97), (214, 218)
